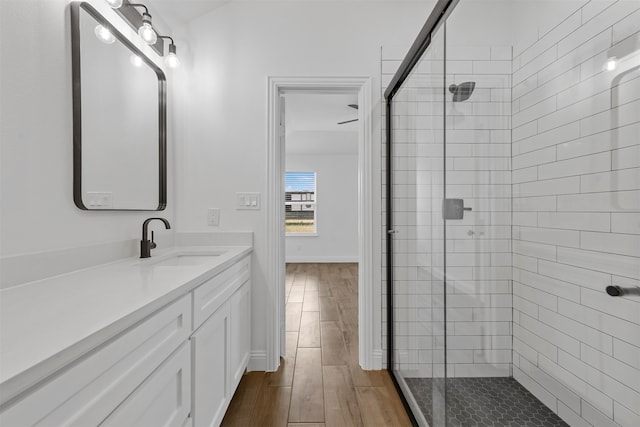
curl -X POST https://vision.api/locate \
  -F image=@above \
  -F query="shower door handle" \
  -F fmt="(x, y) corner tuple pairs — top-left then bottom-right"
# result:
(387, 230), (399, 234)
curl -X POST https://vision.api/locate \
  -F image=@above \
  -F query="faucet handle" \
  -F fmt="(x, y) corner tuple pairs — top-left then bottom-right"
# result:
(151, 231), (157, 249)
(140, 217), (169, 258)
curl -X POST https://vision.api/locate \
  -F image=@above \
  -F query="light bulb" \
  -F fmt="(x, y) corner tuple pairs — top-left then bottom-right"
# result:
(94, 25), (115, 44)
(165, 43), (180, 68)
(138, 23), (157, 44)
(606, 57), (617, 71)
(104, 0), (123, 8)
(138, 13), (157, 45)
(130, 54), (143, 67)
(165, 52), (180, 68)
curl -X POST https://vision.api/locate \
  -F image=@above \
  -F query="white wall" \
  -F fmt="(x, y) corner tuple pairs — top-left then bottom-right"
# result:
(177, 1), (434, 368)
(0, 0), (177, 261)
(285, 152), (358, 262)
(510, 1), (640, 426)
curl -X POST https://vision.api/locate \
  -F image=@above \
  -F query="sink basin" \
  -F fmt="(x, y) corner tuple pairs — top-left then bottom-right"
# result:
(151, 253), (224, 267)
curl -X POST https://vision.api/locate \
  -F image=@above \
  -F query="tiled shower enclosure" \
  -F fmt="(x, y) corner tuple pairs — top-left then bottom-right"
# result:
(383, 0), (640, 426)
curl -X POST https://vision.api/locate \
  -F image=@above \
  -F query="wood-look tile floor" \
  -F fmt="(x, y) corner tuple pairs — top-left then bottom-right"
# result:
(221, 263), (412, 427)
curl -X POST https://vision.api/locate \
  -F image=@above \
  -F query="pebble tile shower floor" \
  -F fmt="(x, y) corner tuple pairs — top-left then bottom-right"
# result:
(404, 377), (568, 426)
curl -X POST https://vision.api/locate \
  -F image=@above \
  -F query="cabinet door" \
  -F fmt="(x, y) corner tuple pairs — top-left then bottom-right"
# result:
(191, 302), (230, 427)
(229, 280), (250, 390)
(100, 343), (191, 427)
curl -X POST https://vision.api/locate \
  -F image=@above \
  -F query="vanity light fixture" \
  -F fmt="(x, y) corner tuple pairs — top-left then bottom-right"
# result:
(128, 3), (157, 45)
(94, 24), (116, 44)
(104, 0), (123, 8)
(606, 57), (617, 71)
(110, 0), (176, 57)
(158, 35), (180, 68)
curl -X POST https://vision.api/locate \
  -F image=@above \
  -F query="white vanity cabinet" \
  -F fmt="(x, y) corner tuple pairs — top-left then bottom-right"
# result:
(229, 280), (251, 391)
(0, 294), (192, 427)
(190, 256), (251, 427)
(0, 252), (252, 427)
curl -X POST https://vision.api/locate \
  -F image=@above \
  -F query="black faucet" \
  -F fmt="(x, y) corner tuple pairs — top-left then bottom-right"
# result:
(140, 217), (171, 258)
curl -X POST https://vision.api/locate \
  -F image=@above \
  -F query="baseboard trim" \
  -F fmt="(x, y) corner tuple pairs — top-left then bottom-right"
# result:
(247, 351), (268, 372)
(285, 256), (359, 263)
(371, 349), (383, 370)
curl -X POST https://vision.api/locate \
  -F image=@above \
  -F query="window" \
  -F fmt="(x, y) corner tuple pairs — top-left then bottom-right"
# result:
(285, 172), (316, 234)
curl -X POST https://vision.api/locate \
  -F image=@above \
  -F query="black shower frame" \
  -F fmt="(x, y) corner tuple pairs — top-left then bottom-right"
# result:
(384, 0), (459, 424)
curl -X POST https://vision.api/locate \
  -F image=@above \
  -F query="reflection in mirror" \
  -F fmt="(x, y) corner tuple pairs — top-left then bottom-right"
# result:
(71, 2), (166, 210)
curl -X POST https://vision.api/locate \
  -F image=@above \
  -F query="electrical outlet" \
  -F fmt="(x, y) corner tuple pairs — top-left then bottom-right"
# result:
(208, 208), (220, 226)
(86, 191), (113, 209)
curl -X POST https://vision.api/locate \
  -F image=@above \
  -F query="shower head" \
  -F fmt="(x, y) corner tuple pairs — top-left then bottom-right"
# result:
(449, 82), (476, 102)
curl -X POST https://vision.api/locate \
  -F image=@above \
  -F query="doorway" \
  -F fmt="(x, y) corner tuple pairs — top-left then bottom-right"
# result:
(283, 92), (359, 262)
(266, 76), (378, 372)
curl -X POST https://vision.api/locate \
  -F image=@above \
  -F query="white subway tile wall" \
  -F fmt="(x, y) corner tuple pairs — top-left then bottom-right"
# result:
(381, 42), (513, 379)
(511, 2), (640, 426)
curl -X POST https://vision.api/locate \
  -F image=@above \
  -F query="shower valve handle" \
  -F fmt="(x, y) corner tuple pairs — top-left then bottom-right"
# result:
(442, 198), (472, 220)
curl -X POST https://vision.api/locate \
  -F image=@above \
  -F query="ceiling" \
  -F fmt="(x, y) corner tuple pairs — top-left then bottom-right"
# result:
(147, 0), (230, 24)
(285, 93), (359, 133)
(284, 93), (359, 155)
(147, 0), (423, 25)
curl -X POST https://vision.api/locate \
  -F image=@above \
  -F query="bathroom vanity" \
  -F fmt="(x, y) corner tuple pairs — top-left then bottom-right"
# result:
(0, 245), (252, 427)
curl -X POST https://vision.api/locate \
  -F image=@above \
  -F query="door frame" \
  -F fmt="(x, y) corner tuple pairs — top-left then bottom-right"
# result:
(266, 76), (380, 371)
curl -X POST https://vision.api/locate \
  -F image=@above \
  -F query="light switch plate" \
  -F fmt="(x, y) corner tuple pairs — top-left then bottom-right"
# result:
(236, 192), (260, 210)
(208, 208), (220, 226)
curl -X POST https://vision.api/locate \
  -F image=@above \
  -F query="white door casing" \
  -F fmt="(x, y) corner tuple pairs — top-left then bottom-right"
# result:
(266, 76), (381, 372)
(279, 95), (287, 357)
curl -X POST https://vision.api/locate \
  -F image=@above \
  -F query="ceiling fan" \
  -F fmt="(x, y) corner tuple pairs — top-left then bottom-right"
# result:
(337, 104), (359, 125)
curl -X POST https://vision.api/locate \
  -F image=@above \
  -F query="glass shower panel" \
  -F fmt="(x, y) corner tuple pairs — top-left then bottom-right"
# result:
(390, 24), (446, 426)
(443, 36), (513, 381)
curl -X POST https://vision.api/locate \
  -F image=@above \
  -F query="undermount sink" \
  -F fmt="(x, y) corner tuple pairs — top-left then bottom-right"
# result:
(151, 253), (224, 267)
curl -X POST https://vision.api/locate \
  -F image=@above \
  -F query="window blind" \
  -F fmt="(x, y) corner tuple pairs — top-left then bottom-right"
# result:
(285, 172), (316, 234)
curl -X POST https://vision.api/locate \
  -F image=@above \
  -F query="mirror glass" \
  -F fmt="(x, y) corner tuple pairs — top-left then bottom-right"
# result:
(72, 2), (166, 210)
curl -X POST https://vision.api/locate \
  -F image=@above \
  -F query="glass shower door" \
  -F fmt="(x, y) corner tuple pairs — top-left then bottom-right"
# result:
(389, 22), (447, 427)
(389, 14), (513, 425)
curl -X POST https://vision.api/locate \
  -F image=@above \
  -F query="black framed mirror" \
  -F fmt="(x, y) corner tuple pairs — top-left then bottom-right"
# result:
(71, 1), (166, 210)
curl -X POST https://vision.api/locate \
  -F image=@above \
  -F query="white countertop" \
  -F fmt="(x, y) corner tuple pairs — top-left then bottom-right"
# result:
(0, 245), (252, 406)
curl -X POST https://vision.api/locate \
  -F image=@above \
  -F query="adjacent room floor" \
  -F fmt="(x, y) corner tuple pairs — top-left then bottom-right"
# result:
(221, 263), (411, 427)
